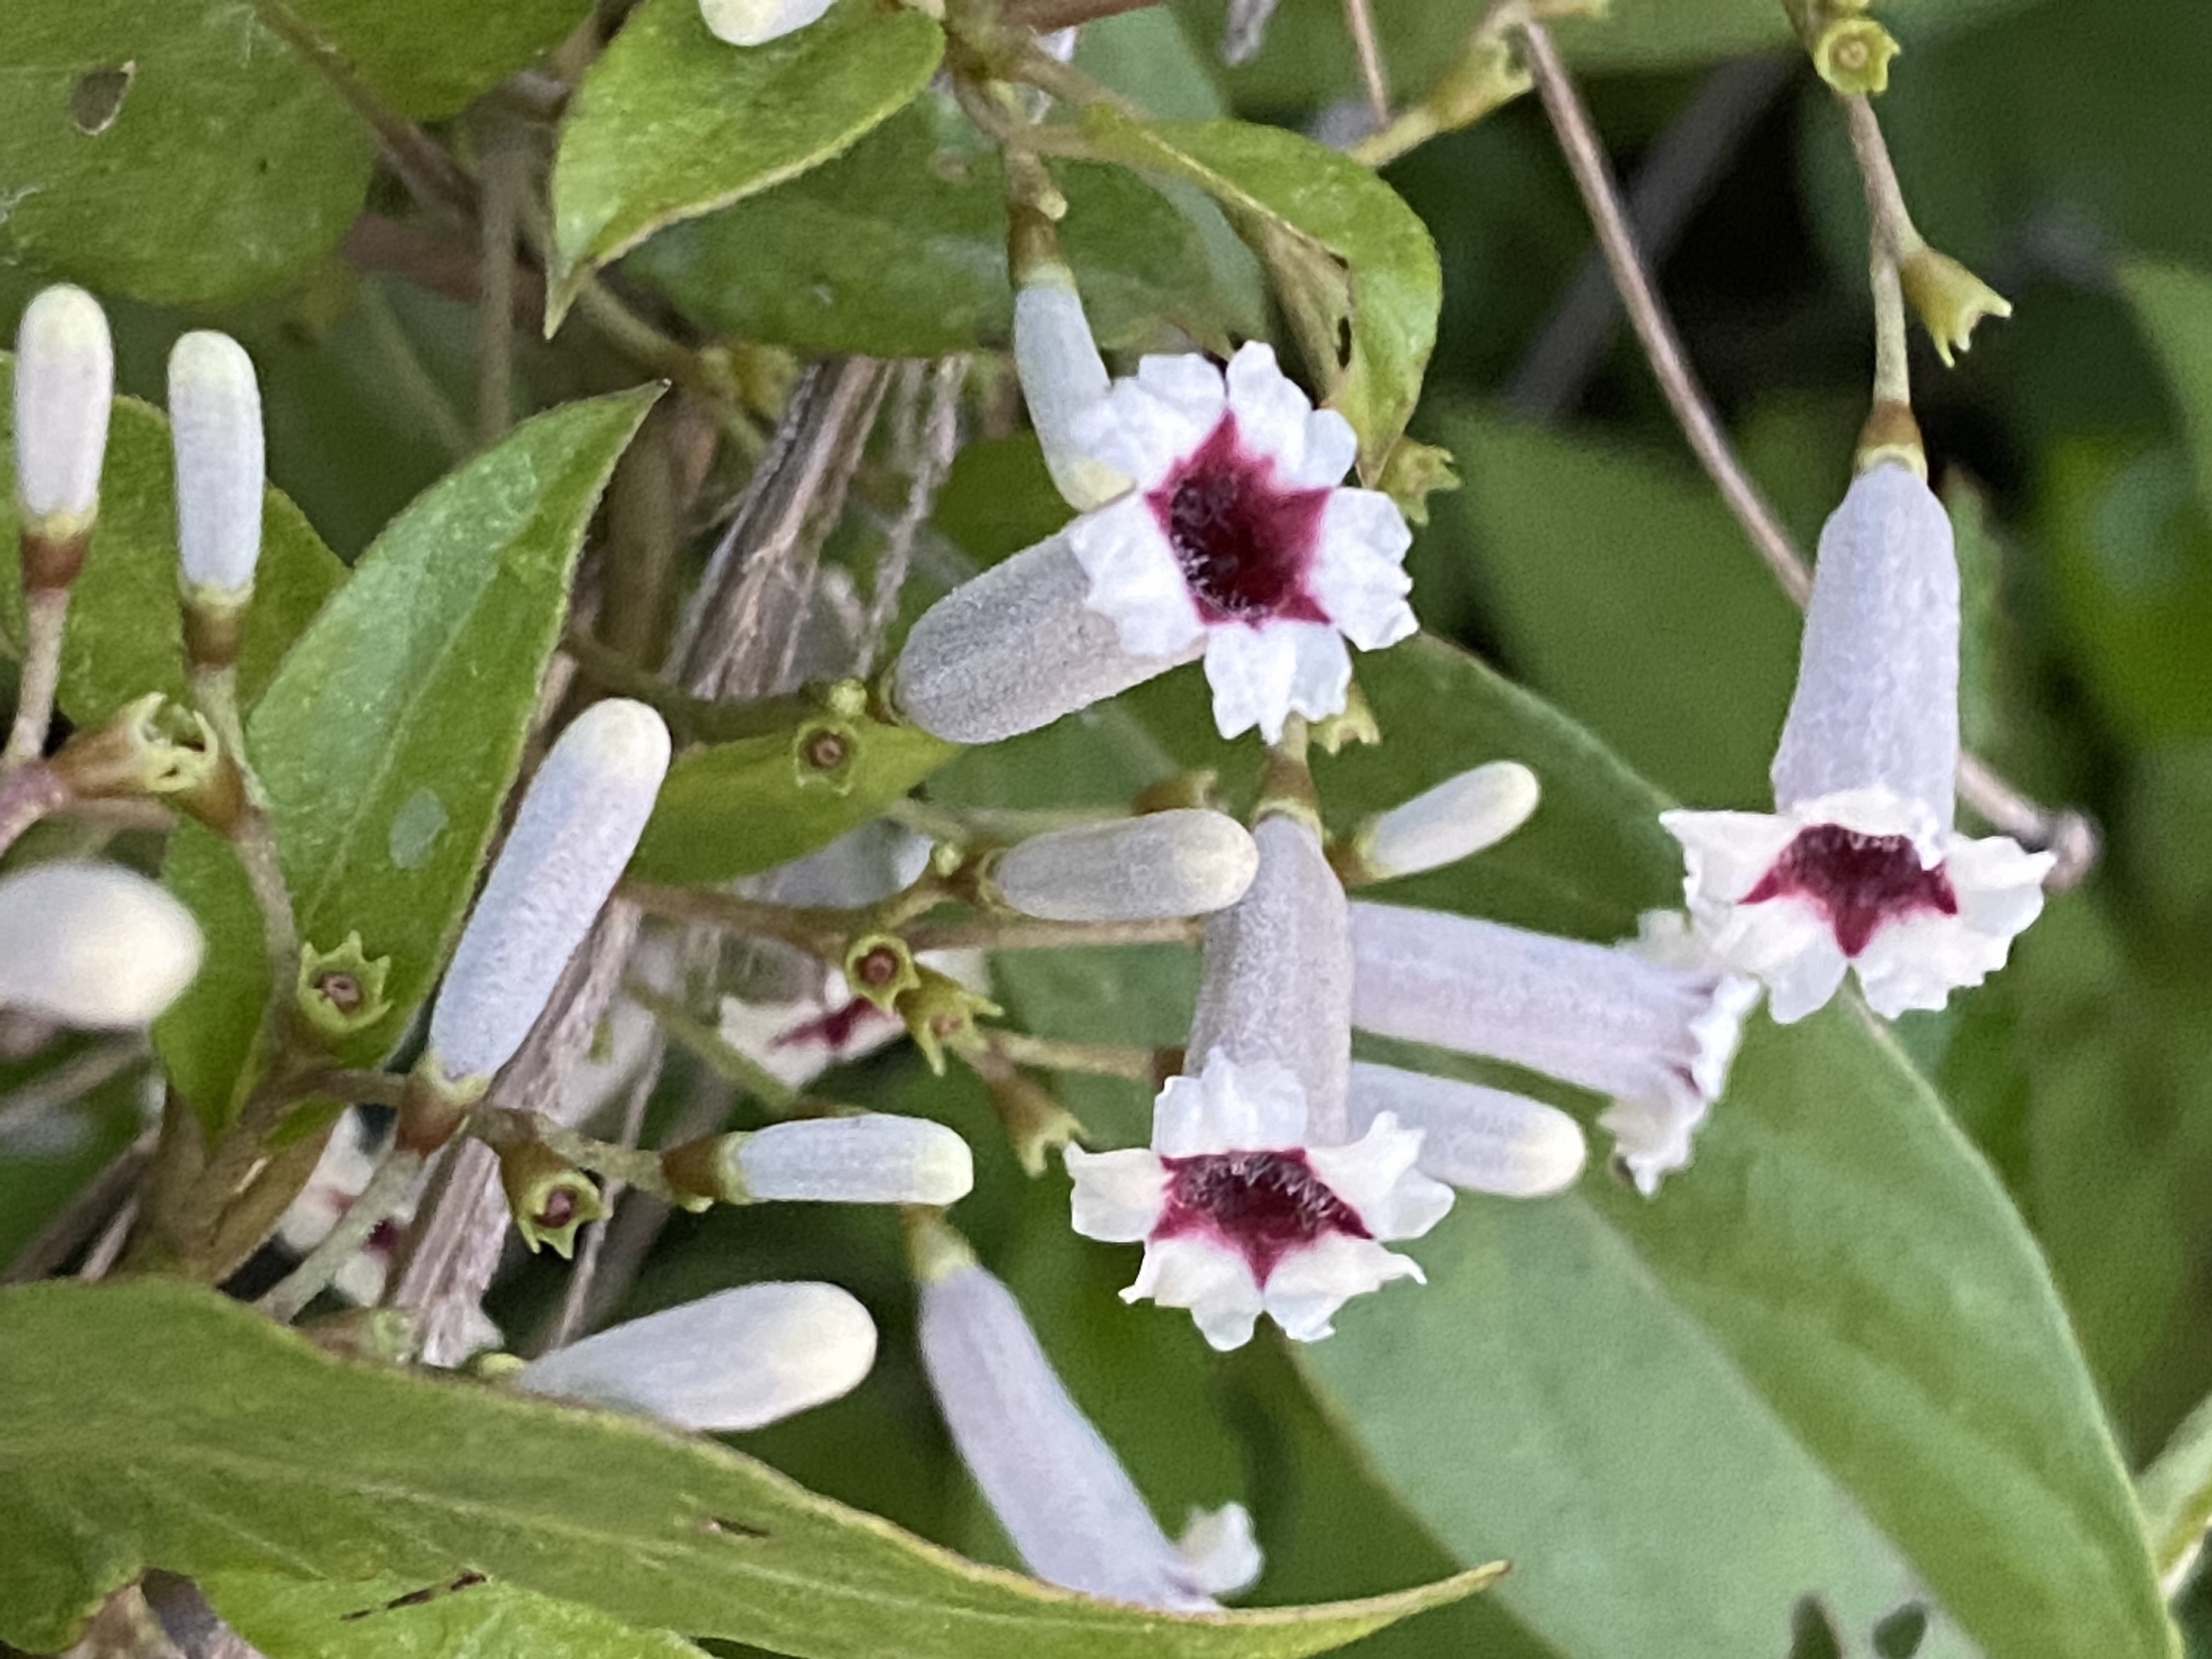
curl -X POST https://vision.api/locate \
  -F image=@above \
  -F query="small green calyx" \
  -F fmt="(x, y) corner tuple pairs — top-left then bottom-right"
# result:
(661, 1131), (747, 1208)
(1311, 681), (1382, 757)
(296, 932), (395, 1041)
(1377, 439), (1461, 528)
(300, 1306), (423, 1365)
(791, 717), (859, 794)
(898, 968), (1002, 1076)
(1901, 247), (2014, 368)
(51, 692), (222, 801)
(498, 1140), (606, 1258)
(984, 1066), (1088, 1178)
(845, 932), (922, 1012)
(1814, 18), (1899, 96)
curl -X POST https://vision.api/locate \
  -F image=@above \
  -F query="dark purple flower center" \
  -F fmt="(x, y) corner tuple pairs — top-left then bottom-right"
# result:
(1146, 414), (1330, 627)
(1155, 1149), (1369, 1283)
(1742, 822), (1959, 957)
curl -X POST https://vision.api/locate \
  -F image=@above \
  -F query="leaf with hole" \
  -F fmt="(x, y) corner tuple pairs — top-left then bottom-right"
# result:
(155, 389), (658, 1130)
(548, 0), (943, 320)
(0, 1277), (1495, 1658)
(0, 0), (375, 303)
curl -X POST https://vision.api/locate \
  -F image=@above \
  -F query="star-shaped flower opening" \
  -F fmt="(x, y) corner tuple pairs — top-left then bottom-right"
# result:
(1740, 821), (1959, 958)
(1066, 1049), (1452, 1349)
(1146, 414), (1330, 628)
(1063, 344), (1417, 743)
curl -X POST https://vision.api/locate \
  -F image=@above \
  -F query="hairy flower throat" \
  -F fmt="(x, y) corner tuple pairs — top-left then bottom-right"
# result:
(1148, 416), (1328, 625)
(1158, 1149), (1370, 1282)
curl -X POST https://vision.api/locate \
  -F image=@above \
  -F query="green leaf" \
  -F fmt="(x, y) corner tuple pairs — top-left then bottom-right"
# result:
(2140, 1391), (2212, 1591)
(0, 1), (376, 303)
(0, 1278), (1492, 1658)
(0, 360), (347, 724)
(1080, 114), (1439, 477)
(629, 98), (1237, 358)
(283, 0), (591, 120)
(629, 715), (959, 888)
(548, 0), (944, 317)
(958, 636), (2173, 1659)
(2123, 262), (2212, 509)
(156, 389), (659, 1127)
(1422, 406), (1802, 807)
(200, 1570), (711, 1659)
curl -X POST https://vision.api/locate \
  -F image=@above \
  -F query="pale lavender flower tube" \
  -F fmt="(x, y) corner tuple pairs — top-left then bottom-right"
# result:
(1346, 1062), (1586, 1198)
(518, 1282), (876, 1432)
(426, 699), (670, 1092)
(918, 1252), (1259, 1608)
(168, 331), (264, 600)
(728, 1114), (973, 1206)
(0, 862), (203, 1028)
(989, 810), (1258, 923)
(12, 285), (112, 541)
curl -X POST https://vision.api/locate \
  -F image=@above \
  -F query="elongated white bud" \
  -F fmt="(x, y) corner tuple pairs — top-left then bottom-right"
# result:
(1347, 1062), (1584, 1197)
(699, 0), (835, 45)
(1360, 762), (1539, 880)
(1188, 816), (1352, 1143)
(1770, 462), (1959, 843)
(517, 1282), (876, 1431)
(992, 810), (1257, 922)
(733, 1114), (973, 1205)
(0, 862), (203, 1027)
(918, 1252), (1260, 1608)
(428, 700), (671, 1090)
(168, 331), (265, 600)
(13, 285), (113, 542)
(1015, 282), (1128, 513)
(894, 535), (1200, 745)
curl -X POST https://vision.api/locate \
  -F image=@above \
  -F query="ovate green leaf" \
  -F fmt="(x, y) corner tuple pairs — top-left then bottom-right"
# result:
(2122, 261), (2212, 508)
(283, 0), (591, 120)
(0, 1279), (1492, 1659)
(548, 0), (943, 316)
(1081, 114), (1439, 477)
(0, 363), (346, 726)
(156, 389), (658, 1127)
(630, 99), (1237, 357)
(629, 715), (958, 887)
(0, 0), (375, 303)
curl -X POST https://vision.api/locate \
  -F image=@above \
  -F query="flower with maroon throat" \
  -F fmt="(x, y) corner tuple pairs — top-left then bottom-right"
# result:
(1066, 1048), (1452, 1351)
(1062, 344), (1416, 743)
(1661, 462), (2052, 1022)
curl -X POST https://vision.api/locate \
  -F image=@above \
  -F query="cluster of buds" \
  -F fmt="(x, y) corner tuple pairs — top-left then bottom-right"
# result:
(894, 247), (1419, 747)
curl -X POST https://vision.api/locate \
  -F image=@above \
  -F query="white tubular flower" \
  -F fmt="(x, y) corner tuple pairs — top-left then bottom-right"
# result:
(917, 1250), (1260, 1608)
(427, 700), (671, 1091)
(894, 533), (1203, 745)
(1067, 1048), (1452, 1350)
(1347, 902), (1757, 1196)
(168, 331), (265, 600)
(731, 1114), (973, 1205)
(1359, 761), (1540, 880)
(1347, 1062), (1585, 1198)
(1065, 344), (1416, 743)
(13, 284), (114, 541)
(517, 1282), (876, 1432)
(698, 0), (836, 46)
(990, 810), (1258, 922)
(1188, 815), (1353, 1143)
(0, 863), (203, 1028)
(1014, 280), (1128, 513)
(1661, 464), (2053, 1022)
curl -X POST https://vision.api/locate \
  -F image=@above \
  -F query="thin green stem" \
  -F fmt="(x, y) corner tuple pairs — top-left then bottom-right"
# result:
(0, 760), (72, 858)
(618, 880), (850, 959)
(4, 588), (71, 770)
(626, 982), (801, 1114)
(986, 1029), (1161, 1082)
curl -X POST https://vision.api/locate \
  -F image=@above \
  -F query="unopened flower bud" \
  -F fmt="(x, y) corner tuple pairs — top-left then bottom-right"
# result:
(1188, 816), (1350, 1143)
(1813, 18), (1899, 96)
(1348, 761), (1539, 882)
(1347, 1061), (1585, 1197)
(425, 699), (670, 1094)
(13, 284), (112, 556)
(1014, 277), (1128, 513)
(893, 535), (1200, 746)
(517, 1282), (876, 1432)
(498, 1141), (605, 1257)
(1900, 247), (2012, 369)
(168, 331), (264, 604)
(698, 0), (836, 47)
(0, 862), (203, 1027)
(295, 932), (394, 1041)
(668, 1114), (974, 1207)
(915, 1237), (1260, 1608)
(988, 810), (1257, 922)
